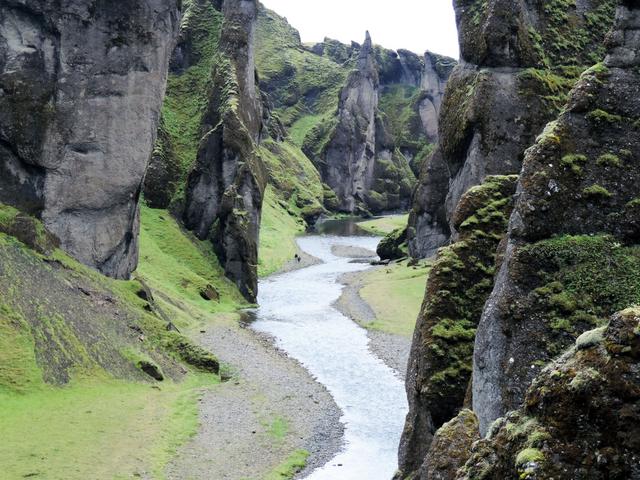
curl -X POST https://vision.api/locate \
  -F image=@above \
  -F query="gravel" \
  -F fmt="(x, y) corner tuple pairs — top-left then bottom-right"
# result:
(166, 314), (344, 480)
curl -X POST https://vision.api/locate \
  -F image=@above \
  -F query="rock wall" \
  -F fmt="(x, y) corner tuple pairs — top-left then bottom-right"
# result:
(0, 0), (181, 278)
(318, 32), (380, 214)
(183, 0), (266, 303)
(462, 310), (640, 480)
(407, 0), (617, 259)
(473, 0), (640, 435)
(396, 175), (518, 479)
(316, 34), (455, 214)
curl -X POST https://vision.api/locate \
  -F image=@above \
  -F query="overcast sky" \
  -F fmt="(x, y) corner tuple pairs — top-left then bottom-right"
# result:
(260, 0), (460, 59)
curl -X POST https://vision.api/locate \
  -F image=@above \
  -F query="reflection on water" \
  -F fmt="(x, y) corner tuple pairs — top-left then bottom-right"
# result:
(251, 234), (407, 480)
(313, 217), (375, 237)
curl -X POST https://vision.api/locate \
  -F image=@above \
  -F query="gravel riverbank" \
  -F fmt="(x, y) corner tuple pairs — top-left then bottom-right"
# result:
(166, 312), (344, 480)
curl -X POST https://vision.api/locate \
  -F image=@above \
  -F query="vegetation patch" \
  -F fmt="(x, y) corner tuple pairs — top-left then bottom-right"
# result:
(265, 449), (310, 480)
(358, 259), (431, 337)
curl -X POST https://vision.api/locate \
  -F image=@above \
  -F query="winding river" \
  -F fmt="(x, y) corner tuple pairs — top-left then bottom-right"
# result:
(251, 229), (408, 479)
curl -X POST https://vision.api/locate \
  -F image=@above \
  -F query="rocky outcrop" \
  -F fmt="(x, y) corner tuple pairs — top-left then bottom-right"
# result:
(407, 0), (617, 259)
(0, 0), (181, 278)
(317, 32), (386, 213)
(473, 0), (640, 435)
(397, 175), (518, 479)
(461, 309), (640, 480)
(421, 410), (479, 480)
(316, 33), (442, 214)
(183, 0), (266, 303)
(418, 52), (456, 143)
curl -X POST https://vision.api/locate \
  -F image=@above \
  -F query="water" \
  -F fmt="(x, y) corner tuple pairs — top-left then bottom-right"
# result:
(251, 234), (408, 480)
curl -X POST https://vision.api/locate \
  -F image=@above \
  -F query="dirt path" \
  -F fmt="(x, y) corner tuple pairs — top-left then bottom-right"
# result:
(334, 270), (412, 380)
(166, 313), (343, 480)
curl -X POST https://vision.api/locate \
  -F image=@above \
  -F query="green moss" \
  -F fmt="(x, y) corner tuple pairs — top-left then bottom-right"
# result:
(560, 154), (588, 174)
(586, 109), (623, 125)
(164, 332), (219, 373)
(520, 235), (640, 331)
(515, 448), (545, 466)
(582, 184), (612, 199)
(596, 153), (621, 167)
(161, 0), (224, 203)
(431, 319), (477, 341)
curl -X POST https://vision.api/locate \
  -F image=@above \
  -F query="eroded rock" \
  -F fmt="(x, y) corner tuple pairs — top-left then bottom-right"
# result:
(0, 0), (181, 278)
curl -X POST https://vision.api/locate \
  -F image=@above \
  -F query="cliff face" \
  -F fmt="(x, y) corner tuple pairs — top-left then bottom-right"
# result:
(462, 310), (640, 480)
(407, 0), (617, 258)
(473, 0), (640, 435)
(183, 0), (266, 303)
(316, 35), (455, 214)
(0, 0), (180, 278)
(396, 175), (518, 479)
(318, 32), (383, 213)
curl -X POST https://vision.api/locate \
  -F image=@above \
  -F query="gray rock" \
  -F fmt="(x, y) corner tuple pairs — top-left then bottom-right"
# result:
(473, 1), (636, 435)
(183, 0), (267, 303)
(407, 0), (616, 259)
(0, 0), (181, 278)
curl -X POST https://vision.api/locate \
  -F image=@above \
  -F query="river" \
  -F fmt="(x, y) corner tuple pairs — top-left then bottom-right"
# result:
(250, 229), (408, 480)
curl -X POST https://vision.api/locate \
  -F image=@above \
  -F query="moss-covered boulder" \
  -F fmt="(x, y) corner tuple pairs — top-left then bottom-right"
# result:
(397, 175), (518, 479)
(473, 2), (640, 434)
(460, 309), (640, 480)
(420, 410), (479, 480)
(378, 227), (408, 261)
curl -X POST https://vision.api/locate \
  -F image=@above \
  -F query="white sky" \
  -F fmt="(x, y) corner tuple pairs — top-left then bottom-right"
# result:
(260, 0), (460, 59)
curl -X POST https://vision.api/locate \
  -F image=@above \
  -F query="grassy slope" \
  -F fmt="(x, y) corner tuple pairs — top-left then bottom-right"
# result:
(258, 186), (306, 277)
(357, 214), (409, 236)
(0, 203), (248, 480)
(358, 260), (431, 337)
(255, 6), (348, 130)
(0, 376), (212, 480)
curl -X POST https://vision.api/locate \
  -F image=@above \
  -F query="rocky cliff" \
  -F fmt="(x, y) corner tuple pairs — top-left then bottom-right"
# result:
(255, 7), (455, 216)
(461, 309), (640, 479)
(0, 0), (181, 278)
(314, 35), (455, 214)
(396, 175), (518, 479)
(182, 0), (266, 303)
(407, 0), (617, 258)
(473, 0), (640, 435)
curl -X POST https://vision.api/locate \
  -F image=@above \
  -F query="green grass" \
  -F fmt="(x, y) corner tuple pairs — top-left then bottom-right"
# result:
(289, 114), (325, 147)
(358, 260), (431, 337)
(265, 449), (310, 480)
(265, 416), (289, 441)
(358, 214), (409, 236)
(0, 375), (216, 480)
(258, 187), (306, 277)
(137, 205), (247, 326)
